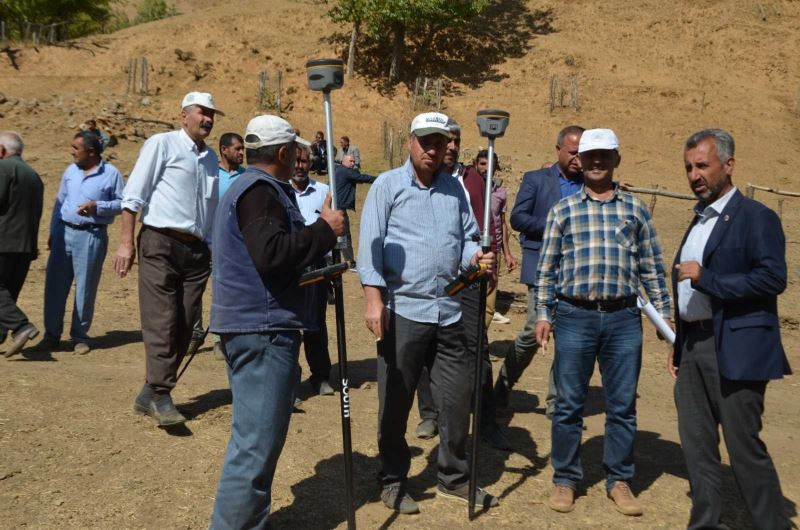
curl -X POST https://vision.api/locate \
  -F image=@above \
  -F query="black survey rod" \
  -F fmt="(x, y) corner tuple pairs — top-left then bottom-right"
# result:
(468, 109), (510, 519)
(306, 58), (356, 530)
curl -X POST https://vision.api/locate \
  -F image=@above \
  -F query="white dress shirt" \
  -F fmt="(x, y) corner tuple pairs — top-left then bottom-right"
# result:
(292, 178), (329, 226)
(122, 128), (219, 240)
(678, 186), (737, 322)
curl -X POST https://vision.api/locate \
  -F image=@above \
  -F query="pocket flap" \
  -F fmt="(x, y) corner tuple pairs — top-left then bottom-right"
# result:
(728, 315), (775, 330)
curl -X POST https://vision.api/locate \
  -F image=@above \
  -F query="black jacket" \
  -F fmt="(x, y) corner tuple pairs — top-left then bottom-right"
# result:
(0, 155), (44, 254)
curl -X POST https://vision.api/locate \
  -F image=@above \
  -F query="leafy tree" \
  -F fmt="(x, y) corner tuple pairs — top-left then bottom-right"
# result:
(134, 0), (178, 24)
(329, 0), (489, 83)
(0, 0), (114, 38)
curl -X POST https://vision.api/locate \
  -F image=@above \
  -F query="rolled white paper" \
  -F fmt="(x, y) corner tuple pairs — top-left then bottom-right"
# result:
(637, 296), (676, 344)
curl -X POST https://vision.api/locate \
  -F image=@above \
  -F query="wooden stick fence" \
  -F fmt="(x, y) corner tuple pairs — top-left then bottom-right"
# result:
(127, 57), (148, 95)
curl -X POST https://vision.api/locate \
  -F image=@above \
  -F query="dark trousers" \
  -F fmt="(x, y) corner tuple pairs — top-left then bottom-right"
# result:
(0, 252), (33, 339)
(377, 311), (473, 490)
(675, 326), (789, 530)
(302, 282), (331, 383)
(138, 228), (210, 394)
(416, 286), (496, 427)
(341, 211), (355, 264)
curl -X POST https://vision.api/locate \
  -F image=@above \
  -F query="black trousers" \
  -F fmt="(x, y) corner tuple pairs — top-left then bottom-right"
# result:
(675, 326), (789, 530)
(301, 282), (331, 383)
(377, 311), (473, 490)
(0, 252), (33, 340)
(138, 228), (211, 394)
(416, 286), (496, 427)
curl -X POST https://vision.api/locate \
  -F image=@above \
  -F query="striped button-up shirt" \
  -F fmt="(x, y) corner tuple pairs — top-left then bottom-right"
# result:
(358, 159), (480, 325)
(535, 185), (672, 322)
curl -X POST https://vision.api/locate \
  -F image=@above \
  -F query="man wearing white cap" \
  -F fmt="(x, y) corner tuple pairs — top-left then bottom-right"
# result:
(208, 115), (344, 528)
(115, 92), (222, 426)
(358, 112), (498, 514)
(534, 129), (672, 515)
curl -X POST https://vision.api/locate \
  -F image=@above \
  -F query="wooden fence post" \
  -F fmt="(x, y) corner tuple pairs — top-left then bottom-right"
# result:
(1, 21), (6, 43)
(140, 57), (148, 95)
(276, 70), (282, 112)
(436, 78), (442, 111)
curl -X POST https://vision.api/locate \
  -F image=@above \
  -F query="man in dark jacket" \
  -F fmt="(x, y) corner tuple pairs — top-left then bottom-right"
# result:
(672, 128), (790, 530)
(0, 131), (44, 358)
(209, 115), (344, 529)
(334, 153), (376, 264)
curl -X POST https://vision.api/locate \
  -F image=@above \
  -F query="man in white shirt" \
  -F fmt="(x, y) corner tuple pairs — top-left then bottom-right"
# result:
(291, 145), (334, 396)
(114, 92), (222, 426)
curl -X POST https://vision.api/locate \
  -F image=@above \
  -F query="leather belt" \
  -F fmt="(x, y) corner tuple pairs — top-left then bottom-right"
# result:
(144, 225), (200, 243)
(683, 319), (713, 333)
(557, 294), (638, 312)
(63, 221), (106, 230)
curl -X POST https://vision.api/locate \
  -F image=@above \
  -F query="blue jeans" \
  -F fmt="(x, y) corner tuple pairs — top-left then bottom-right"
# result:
(44, 223), (108, 342)
(550, 300), (642, 491)
(210, 330), (301, 530)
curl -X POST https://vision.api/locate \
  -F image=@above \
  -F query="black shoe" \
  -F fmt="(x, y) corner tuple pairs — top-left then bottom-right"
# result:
(4, 323), (39, 358)
(481, 423), (512, 451)
(437, 483), (499, 509)
(414, 418), (438, 439)
(133, 387), (186, 426)
(381, 484), (419, 514)
(187, 334), (205, 355)
(494, 374), (511, 410)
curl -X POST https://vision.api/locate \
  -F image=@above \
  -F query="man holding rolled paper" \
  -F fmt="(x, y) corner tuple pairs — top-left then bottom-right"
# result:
(534, 128), (672, 516)
(672, 128), (790, 530)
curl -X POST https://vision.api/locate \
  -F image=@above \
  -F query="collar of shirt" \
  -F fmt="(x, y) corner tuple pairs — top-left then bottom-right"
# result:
(693, 186), (737, 220)
(219, 165), (245, 177)
(293, 179), (320, 197)
(579, 182), (621, 203)
(179, 127), (207, 154)
(404, 158), (449, 190)
(74, 160), (105, 180)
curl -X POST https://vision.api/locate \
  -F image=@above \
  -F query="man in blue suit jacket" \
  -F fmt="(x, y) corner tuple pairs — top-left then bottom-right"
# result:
(672, 129), (790, 530)
(494, 126), (584, 411)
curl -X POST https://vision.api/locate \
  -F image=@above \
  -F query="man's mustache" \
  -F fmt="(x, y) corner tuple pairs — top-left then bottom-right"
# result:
(200, 121), (213, 130)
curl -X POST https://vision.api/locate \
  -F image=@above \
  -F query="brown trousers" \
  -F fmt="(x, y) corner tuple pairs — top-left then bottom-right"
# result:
(138, 227), (210, 394)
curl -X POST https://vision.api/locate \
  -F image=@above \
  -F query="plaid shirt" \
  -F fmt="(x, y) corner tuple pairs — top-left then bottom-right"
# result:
(535, 185), (672, 322)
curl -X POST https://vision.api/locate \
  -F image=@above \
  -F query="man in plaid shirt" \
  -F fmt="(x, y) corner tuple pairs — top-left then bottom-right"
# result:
(534, 129), (672, 516)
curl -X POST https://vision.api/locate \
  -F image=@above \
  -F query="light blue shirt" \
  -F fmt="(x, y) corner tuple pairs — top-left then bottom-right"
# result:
(50, 161), (124, 232)
(292, 178), (329, 226)
(678, 186), (738, 321)
(218, 165), (245, 199)
(358, 159), (481, 325)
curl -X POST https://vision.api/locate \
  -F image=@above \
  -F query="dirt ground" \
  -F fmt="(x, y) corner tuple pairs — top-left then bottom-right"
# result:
(2, 1), (800, 528)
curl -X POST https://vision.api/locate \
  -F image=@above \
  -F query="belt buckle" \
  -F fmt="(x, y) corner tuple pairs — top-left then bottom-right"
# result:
(596, 301), (610, 313)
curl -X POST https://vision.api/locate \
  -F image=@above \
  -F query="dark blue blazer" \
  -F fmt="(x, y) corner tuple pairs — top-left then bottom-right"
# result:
(510, 164), (562, 286)
(672, 190), (791, 381)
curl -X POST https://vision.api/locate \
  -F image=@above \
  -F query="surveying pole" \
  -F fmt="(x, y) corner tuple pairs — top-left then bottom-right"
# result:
(468, 109), (510, 519)
(305, 58), (356, 530)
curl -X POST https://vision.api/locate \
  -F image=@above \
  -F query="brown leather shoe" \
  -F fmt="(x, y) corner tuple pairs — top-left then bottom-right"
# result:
(548, 484), (575, 513)
(608, 481), (643, 516)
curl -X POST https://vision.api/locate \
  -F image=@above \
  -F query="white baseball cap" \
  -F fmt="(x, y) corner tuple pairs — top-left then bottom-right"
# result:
(410, 112), (451, 137)
(181, 92), (225, 116)
(244, 115), (310, 149)
(578, 128), (619, 153)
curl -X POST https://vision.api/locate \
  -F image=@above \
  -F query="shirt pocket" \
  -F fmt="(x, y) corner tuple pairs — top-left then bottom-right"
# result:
(614, 218), (638, 252)
(205, 176), (218, 200)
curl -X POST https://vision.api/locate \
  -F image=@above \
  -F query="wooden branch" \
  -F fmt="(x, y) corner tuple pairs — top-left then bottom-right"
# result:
(747, 182), (800, 198)
(51, 41), (96, 56)
(625, 186), (696, 200)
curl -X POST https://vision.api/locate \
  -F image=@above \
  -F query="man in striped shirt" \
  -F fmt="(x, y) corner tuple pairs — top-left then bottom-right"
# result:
(534, 129), (672, 516)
